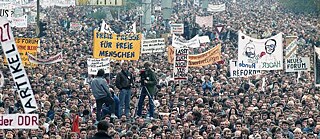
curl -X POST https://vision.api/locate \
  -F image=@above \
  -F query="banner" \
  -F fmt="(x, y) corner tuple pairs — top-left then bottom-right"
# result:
(172, 35), (200, 48)
(284, 36), (298, 59)
(169, 44), (221, 67)
(174, 47), (188, 80)
(0, 17), (38, 113)
(238, 31), (283, 70)
(229, 60), (261, 77)
(170, 24), (184, 34)
(314, 46), (320, 86)
(76, 0), (123, 6)
(93, 31), (141, 60)
(207, 3), (226, 12)
(141, 38), (166, 53)
(285, 57), (310, 72)
(0, 114), (38, 129)
(0, 70), (4, 88)
(11, 15), (28, 28)
(87, 58), (110, 75)
(70, 22), (82, 31)
(195, 15), (213, 28)
(27, 52), (63, 64)
(199, 36), (210, 43)
(0, 8), (13, 20)
(100, 20), (114, 33)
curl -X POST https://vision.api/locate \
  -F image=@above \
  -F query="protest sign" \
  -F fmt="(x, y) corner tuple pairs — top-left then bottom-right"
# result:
(285, 57), (310, 72)
(284, 36), (298, 59)
(315, 46), (320, 87)
(0, 70), (4, 88)
(174, 47), (188, 80)
(170, 24), (184, 34)
(172, 35), (200, 48)
(141, 38), (166, 53)
(238, 31), (283, 70)
(0, 17), (38, 113)
(27, 52), (63, 64)
(195, 15), (213, 27)
(199, 36), (210, 43)
(93, 31), (141, 60)
(87, 58), (110, 75)
(207, 3), (226, 12)
(70, 22), (82, 31)
(229, 60), (261, 77)
(0, 114), (38, 129)
(0, 8), (13, 20)
(11, 15), (28, 28)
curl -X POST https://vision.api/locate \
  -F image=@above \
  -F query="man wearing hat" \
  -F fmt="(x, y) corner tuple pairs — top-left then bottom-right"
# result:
(137, 61), (158, 118)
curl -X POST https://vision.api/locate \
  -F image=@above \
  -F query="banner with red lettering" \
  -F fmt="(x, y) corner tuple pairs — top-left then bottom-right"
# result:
(0, 114), (39, 129)
(27, 52), (63, 64)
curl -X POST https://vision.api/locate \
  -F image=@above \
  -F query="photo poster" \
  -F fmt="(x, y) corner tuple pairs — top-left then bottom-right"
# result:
(314, 46), (320, 87)
(87, 57), (111, 75)
(285, 57), (310, 72)
(238, 31), (283, 70)
(229, 60), (261, 77)
(174, 47), (188, 80)
(93, 31), (141, 60)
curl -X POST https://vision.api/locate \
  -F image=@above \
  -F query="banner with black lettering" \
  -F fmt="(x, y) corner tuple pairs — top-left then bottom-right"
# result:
(238, 31), (283, 70)
(229, 60), (261, 77)
(174, 47), (188, 80)
(87, 58), (110, 75)
(285, 57), (310, 72)
(0, 114), (38, 129)
(0, 17), (38, 113)
(314, 46), (320, 86)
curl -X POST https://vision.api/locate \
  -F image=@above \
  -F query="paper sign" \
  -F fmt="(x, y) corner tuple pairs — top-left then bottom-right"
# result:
(229, 60), (261, 77)
(174, 47), (188, 80)
(141, 38), (166, 53)
(87, 58), (110, 75)
(285, 57), (311, 72)
(170, 24), (184, 34)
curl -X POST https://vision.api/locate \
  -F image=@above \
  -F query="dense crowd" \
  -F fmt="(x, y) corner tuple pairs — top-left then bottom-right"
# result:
(0, 0), (320, 138)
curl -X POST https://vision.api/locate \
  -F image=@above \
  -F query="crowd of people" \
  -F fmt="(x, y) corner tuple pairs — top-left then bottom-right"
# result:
(0, 0), (320, 138)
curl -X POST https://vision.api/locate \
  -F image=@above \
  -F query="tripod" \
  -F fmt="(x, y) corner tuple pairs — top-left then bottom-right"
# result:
(134, 86), (155, 118)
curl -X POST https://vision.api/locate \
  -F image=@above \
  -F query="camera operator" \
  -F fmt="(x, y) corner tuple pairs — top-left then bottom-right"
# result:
(137, 61), (158, 118)
(115, 62), (134, 118)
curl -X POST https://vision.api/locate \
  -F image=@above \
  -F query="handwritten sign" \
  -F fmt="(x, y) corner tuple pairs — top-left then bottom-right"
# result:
(93, 31), (141, 60)
(174, 47), (188, 80)
(171, 24), (184, 34)
(87, 58), (110, 75)
(141, 38), (165, 53)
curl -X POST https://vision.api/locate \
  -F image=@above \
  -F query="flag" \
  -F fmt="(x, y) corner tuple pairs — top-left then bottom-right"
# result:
(71, 115), (80, 133)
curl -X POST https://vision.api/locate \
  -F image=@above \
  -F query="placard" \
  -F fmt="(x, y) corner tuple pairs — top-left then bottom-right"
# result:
(87, 58), (110, 75)
(229, 60), (261, 77)
(0, 17), (38, 113)
(141, 38), (165, 53)
(174, 47), (188, 80)
(11, 15), (28, 28)
(0, 114), (38, 129)
(195, 15), (213, 28)
(93, 31), (141, 60)
(285, 57), (310, 72)
(170, 24), (184, 34)
(76, 0), (123, 6)
(172, 35), (200, 48)
(70, 22), (82, 31)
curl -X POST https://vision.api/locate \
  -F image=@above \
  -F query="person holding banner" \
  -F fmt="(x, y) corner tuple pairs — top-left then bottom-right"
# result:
(91, 69), (116, 121)
(137, 61), (158, 118)
(115, 62), (134, 118)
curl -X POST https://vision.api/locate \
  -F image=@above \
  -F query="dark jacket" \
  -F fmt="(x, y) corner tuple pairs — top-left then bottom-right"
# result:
(115, 70), (133, 90)
(90, 131), (112, 139)
(144, 69), (158, 96)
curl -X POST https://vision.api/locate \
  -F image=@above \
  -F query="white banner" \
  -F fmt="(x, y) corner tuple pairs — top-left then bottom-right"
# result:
(27, 52), (63, 64)
(0, 114), (38, 129)
(199, 36), (210, 43)
(141, 38), (166, 53)
(0, 17), (37, 113)
(170, 24), (184, 34)
(172, 35), (200, 48)
(195, 15), (213, 28)
(11, 15), (28, 28)
(229, 60), (261, 77)
(285, 57), (310, 72)
(87, 58), (110, 75)
(174, 47), (188, 80)
(70, 22), (82, 31)
(238, 31), (283, 70)
(0, 70), (4, 88)
(207, 3), (226, 12)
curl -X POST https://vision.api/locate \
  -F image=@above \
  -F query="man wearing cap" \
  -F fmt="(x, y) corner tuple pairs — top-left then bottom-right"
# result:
(137, 61), (158, 118)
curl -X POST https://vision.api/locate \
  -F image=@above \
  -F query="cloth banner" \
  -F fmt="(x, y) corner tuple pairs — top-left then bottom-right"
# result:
(174, 47), (188, 80)
(93, 31), (141, 60)
(0, 114), (39, 129)
(285, 57), (310, 72)
(27, 52), (63, 64)
(70, 22), (82, 31)
(285, 36), (298, 59)
(170, 24), (184, 34)
(207, 3), (226, 12)
(0, 8), (14, 20)
(238, 31), (283, 70)
(199, 36), (210, 43)
(172, 35), (200, 48)
(141, 38), (166, 53)
(195, 15), (213, 28)
(0, 17), (38, 113)
(314, 46), (320, 86)
(87, 58), (110, 75)
(0, 70), (4, 88)
(168, 44), (221, 67)
(229, 60), (261, 77)
(11, 15), (28, 28)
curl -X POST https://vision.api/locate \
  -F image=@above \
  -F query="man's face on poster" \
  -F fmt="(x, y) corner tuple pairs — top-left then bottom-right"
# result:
(245, 43), (255, 58)
(265, 39), (276, 54)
